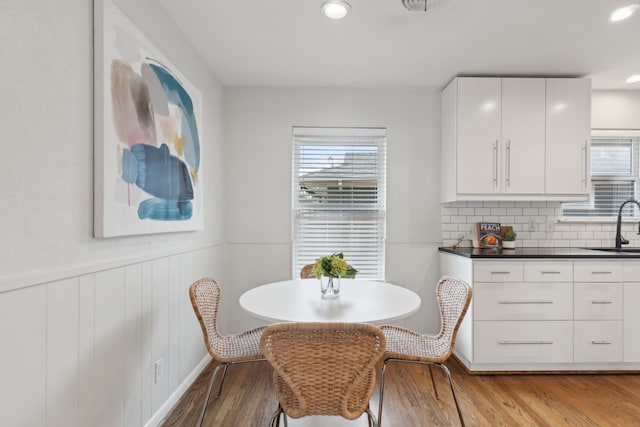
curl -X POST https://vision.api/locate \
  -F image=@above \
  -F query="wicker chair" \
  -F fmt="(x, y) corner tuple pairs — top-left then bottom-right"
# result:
(377, 276), (472, 427)
(189, 278), (267, 427)
(260, 322), (386, 427)
(300, 264), (315, 279)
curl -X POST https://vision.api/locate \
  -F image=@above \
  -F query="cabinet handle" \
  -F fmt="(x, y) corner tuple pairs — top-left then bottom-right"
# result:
(498, 300), (554, 304)
(591, 300), (613, 304)
(591, 271), (612, 275)
(493, 140), (499, 188)
(506, 139), (511, 188)
(499, 340), (554, 345)
(490, 271), (511, 275)
(541, 271), (562, 274)
(591, 341), (612, 345)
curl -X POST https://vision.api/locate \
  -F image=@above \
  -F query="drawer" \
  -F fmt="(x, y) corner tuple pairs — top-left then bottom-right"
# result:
(474, 262), (523, 282)
(574, 321), (622, 363)
(574, 261), (622, 282)
(574, 283), (623, 320)
(474, 283), (572, 320)
(474, 321), (572, 363)
(523, 261), (572, 282)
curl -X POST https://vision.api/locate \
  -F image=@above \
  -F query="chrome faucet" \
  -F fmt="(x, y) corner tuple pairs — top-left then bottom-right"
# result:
(615, 199), (640, 249)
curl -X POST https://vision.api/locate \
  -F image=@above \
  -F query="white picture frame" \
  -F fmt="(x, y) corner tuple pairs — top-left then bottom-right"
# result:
(94, 0), (204, 237)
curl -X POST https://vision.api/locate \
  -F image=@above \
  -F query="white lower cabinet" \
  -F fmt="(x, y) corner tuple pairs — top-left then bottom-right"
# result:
(441, 253), (640, 371)
(623, 262), (640, 362)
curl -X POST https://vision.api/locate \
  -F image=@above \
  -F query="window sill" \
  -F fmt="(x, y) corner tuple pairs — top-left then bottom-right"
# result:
(559, 217), (640, 223)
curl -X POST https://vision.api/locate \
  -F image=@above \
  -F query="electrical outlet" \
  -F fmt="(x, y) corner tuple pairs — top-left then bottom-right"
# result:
(528, 218), (536, 232)
(154, 359), (164, 384)
(546, 220), (555, 232)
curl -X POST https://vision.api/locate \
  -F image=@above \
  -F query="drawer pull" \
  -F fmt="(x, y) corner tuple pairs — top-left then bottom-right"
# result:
(498, 300), (554, 305)
(499, 340), (554, 345)
(541, 271), (562, 274)
(591, 341), (612, 345)
(490, 271), (512, 275)
(591, 271), (612, 275)
(591, 300), (613, 304)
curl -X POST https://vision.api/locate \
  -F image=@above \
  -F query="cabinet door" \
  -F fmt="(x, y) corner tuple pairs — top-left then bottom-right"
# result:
(456, 77), (502, 194)
(502, 78), (546, 194)
(624, 283), (640, 361)
(546, 78), (591, 195)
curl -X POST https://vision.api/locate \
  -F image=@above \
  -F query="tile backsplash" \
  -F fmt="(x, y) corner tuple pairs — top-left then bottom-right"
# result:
(441, 201), (640, 248)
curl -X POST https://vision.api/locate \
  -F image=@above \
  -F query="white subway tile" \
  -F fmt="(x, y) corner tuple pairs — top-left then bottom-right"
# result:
(442, 223), (459, 232)
(441, 207), (458, 216)
(474, 208), (491, 216)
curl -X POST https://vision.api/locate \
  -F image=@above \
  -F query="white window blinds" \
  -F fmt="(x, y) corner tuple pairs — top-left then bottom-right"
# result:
(292, 127), (387, 279)
(563, 134), (640, 218)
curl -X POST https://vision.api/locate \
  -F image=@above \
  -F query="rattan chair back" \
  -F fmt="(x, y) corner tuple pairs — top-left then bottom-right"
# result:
(189, 277), (266, 362)
(300, 264), (315, 279)
(261, 322), (386, 421)
(431, 275), (473, 361)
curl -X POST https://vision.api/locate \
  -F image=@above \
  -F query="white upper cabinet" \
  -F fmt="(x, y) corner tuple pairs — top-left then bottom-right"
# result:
(455, 77), (501, 195)
(441, 76), (591, 202)
(502, 78), (546, 194)
(545, 78), (592, 195)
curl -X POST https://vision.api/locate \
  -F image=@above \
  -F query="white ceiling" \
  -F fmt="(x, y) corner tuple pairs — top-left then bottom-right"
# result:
(158, 0), (640, 91)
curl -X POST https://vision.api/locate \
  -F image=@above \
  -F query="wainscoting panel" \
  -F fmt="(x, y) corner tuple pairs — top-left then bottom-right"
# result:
(1, 285), (47, 427)
(0, 245), (221, 427)
(47, 277), (80, 427)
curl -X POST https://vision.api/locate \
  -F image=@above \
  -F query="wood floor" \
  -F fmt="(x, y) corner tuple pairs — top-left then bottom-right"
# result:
(161, 358), (640, 426)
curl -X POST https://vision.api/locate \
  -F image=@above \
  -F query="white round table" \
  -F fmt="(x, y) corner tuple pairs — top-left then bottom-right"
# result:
(239, 278), (421, 323)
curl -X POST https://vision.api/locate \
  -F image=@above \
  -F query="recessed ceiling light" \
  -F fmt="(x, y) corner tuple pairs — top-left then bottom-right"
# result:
(321, 0), (351, 19)
(626, 74), (640, 84)
(610, 4), (639, 22)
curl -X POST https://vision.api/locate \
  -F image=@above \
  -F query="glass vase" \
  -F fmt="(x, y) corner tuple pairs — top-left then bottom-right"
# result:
(320, 274), (341, 299)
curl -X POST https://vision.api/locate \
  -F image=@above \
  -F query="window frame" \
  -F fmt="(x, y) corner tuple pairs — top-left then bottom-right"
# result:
(562, 130), (640, 221)
(291, 127), (387, 280)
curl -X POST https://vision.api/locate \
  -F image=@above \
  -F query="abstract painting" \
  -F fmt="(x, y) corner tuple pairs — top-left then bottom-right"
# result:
(94, 0), (203, 237)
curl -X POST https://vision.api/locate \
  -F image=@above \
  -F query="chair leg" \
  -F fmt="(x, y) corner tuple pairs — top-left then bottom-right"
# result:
(377, 359), (389, 427)
(435, 363), (465, 427)
(366, 405), (378, 427)
(197, 362), (227, 427)
(270, 405), (284, 427)
(214, 363), (230, 399)
(428, 365), (439, 400)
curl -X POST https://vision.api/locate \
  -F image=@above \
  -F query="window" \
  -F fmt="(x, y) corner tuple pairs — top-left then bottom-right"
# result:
(563, 132), (640, 218)
(292, 127), (386, 279)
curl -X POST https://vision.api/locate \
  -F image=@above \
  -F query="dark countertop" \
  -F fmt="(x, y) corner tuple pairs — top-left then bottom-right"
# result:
(439, 246), (640, 259)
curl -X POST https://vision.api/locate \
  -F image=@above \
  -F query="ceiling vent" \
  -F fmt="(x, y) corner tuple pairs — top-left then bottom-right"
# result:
(401, 0), (446, 12)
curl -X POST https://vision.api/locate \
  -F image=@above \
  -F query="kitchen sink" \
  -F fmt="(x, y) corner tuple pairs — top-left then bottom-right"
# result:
(586, 247), (640, 253)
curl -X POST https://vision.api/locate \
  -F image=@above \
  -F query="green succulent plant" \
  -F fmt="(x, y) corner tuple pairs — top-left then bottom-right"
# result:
(503, 230), (517, 241)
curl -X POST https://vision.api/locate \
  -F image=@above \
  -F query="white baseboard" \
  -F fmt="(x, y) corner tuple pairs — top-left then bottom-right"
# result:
(145, 354), (212, 427)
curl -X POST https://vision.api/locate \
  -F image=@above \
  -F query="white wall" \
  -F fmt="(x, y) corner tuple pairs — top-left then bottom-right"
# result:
(0, 1), (226, 425)
(225, 88), (443, 334)
(592, 90), (640, 129)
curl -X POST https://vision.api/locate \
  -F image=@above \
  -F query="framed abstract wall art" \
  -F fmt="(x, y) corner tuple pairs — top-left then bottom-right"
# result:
(94, 0), (204, 237)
